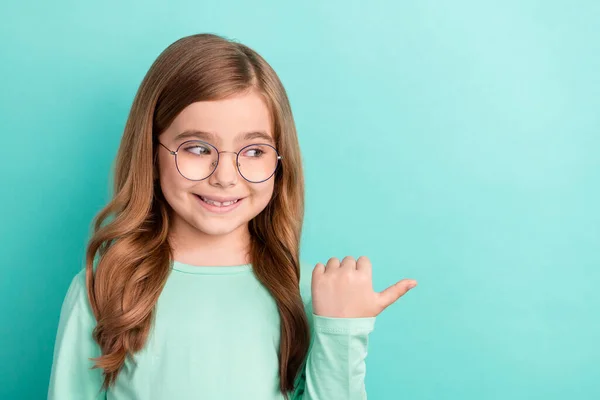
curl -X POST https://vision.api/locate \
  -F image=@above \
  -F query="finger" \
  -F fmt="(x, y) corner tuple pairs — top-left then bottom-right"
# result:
(325, 257), (340, 272)
(340, 256), (357, 270)
(313, 262), (325, 277)
(356, 256), (372, 276)
(377, 279), (418, 310)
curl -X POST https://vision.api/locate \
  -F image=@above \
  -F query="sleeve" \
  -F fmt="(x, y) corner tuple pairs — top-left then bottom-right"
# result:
(48, 268), (107, 400)
(291, 261), (376, 400)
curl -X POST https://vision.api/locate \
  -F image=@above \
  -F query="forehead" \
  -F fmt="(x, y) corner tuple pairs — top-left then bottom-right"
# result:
(164, 91), (274, 145)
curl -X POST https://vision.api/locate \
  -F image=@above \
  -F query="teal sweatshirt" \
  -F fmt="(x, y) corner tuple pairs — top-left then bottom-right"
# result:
(48, 260), (376, 399)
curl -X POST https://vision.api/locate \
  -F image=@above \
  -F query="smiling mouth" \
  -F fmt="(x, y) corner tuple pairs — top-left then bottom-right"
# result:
(194, 194), (247, 211)
(198, 196), (240, 206)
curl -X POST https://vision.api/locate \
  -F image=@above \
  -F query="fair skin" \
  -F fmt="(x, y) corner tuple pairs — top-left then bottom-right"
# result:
(157, 89), (417, 318)
(311, 256), (417, 318)
(157, 89), (274, 267)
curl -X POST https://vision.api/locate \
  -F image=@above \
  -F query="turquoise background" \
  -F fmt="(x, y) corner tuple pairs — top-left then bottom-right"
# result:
(1, 1), (599, 399)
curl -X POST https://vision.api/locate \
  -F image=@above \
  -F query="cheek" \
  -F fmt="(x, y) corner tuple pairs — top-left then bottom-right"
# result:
(249, 180), (275, 210)
(157, 152), (173, 181)
(157, 154), (190, 201)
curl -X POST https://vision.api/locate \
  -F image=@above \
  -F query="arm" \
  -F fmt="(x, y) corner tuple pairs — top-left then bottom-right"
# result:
(48, 268), (106, 400)
(292, 309), (375, 399)
(291, 262), (376, 400)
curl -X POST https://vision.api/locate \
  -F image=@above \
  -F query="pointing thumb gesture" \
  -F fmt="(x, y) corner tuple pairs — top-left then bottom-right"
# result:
(311, 255), (418, 318)
(378, 279), (418, 311)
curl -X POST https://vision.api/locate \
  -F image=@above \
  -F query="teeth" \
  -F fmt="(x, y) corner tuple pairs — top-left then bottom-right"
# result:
(200, 196), (239, 207)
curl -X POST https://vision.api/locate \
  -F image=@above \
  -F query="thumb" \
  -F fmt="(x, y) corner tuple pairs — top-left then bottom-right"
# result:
(378, 279), (417, 310)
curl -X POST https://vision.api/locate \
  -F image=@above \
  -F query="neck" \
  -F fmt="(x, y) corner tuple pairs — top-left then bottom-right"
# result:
(168, 216), (252, 267)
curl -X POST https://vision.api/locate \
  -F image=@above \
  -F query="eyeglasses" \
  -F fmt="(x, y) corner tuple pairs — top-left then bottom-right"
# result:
(158, 140), (282, 183)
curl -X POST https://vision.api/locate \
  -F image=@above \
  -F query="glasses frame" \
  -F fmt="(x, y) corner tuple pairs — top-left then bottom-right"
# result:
(158, 139), (282, 183)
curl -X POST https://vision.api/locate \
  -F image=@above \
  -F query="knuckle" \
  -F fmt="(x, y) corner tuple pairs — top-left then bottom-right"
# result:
(357, 271), (370, 281)
(340, 269), (355, 281)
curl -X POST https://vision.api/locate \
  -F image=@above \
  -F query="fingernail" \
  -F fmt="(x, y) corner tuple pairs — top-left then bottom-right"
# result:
(408, 281), (417, 289)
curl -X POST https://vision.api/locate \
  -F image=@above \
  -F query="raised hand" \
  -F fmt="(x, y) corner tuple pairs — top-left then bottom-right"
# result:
(311, 256), (417, 318)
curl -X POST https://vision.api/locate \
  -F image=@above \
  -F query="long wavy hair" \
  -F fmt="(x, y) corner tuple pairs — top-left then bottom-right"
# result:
(84, 33), (310, 397)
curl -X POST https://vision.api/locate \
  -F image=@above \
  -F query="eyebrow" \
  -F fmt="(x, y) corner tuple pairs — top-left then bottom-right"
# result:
(172, 129), (275, 145)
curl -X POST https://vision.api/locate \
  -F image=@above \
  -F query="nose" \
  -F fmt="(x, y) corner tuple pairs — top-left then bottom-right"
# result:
(209, 151), (239, 187)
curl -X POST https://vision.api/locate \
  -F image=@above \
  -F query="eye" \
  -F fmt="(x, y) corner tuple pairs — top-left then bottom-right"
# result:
(184, 143), (211, 156)
(242, 146), (265, 158)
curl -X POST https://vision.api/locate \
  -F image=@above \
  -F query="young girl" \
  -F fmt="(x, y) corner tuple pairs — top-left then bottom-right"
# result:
(48, 33), (417, 400)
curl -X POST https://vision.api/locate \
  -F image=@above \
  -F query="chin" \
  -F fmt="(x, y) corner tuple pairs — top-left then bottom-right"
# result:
(192, 219), (244, 237)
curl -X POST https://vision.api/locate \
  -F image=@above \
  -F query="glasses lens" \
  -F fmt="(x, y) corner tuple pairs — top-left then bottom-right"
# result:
(175, 141), (279, 182)
(238, 144), (279, 182)
(176, 141), (218, 180)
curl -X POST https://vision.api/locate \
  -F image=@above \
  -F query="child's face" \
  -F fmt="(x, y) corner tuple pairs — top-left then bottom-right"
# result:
(156, 90), (276, 238)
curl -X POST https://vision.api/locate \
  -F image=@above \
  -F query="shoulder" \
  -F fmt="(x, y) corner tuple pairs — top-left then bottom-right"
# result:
(60, 267), (96, 324)
(63, 268), (86, 305)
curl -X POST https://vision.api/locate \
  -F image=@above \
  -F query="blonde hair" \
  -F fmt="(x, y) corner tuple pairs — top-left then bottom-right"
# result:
(85, 33), (309, 397)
